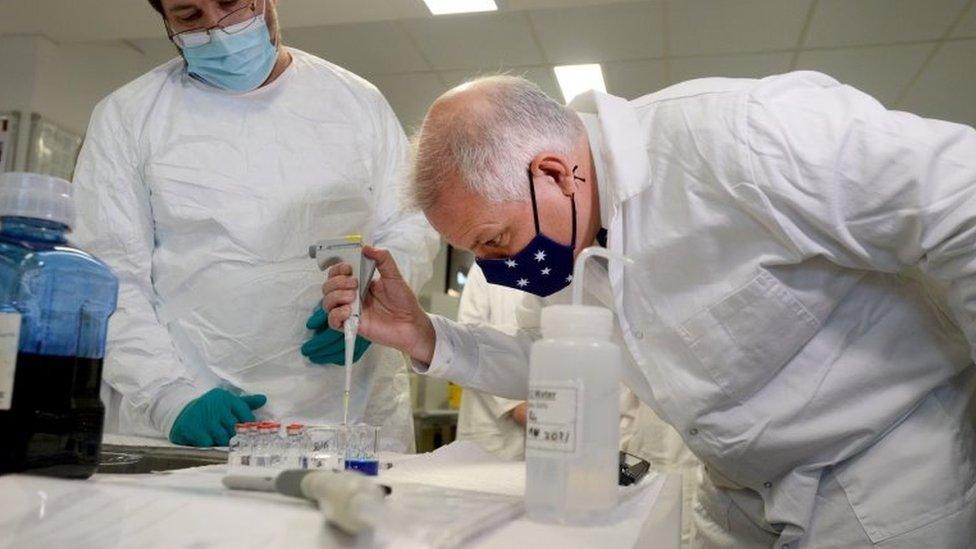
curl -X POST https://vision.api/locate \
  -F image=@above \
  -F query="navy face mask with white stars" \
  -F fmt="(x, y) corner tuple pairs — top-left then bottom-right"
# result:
(476, 167), (581, 298)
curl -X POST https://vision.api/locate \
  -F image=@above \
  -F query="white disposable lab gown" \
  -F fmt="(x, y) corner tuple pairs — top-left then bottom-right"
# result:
(73, 48), (439, 451)
(416, 72), (976, 546)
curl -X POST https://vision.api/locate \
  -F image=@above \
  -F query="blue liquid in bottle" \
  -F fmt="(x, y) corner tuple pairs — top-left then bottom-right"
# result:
(0, 215), (118, 478)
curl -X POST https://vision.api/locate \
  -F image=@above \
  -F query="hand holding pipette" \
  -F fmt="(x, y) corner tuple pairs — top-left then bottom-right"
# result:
(321, 246), (436, 364)
(309, 236), (376, 424)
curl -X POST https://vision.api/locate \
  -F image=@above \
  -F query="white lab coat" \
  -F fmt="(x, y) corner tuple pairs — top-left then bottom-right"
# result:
(417, 72), (976, 546)
(456, 264), (529, 460)
(73, 48), (439, 451)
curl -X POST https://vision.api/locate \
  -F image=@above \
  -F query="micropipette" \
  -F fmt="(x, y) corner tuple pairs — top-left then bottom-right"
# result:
(342, 298), (359, 424)
(309, 235), (376, 425)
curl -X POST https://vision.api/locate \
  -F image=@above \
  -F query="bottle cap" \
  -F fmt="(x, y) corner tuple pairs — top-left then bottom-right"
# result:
(0, 172), (75, 228)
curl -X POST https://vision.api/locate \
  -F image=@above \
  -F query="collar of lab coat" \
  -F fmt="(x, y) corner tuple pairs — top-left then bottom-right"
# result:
(569, 91), (645, 376)
(569, 91), (651, 219)
(577, 112), (614, 231)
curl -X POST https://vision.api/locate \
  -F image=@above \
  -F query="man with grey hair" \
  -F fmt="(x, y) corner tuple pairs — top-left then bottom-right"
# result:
(323, 72), (976, 547)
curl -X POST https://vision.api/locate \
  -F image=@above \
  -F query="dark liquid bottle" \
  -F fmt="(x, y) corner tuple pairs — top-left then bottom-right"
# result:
(0, 173), (118, 479)
(1, 354), (105, 478)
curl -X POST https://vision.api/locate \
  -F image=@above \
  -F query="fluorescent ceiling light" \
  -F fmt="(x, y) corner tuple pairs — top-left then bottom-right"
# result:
(553, 64), (607, 103)
(423, 0), (498, 15)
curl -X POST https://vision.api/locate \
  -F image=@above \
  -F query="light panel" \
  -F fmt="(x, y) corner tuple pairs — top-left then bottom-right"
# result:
(422, 0), (498, 16)
(553, 64), (607, 103)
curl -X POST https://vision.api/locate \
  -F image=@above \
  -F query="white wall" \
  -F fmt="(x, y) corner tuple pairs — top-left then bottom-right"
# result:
(0, 33), (167, 168)
(33, 39), (166, 136)
(0, 35), (40, 170)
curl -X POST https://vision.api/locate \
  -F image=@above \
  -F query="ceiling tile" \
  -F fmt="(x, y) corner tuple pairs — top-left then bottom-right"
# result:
(0, 0), (162, 42)
(367, 72), (447, 131)
(805, 0), (967, 48)
(400, 11), (547, 71)
(953, 5), (976, 38)
(0, 0), (407, 42)
(381, 0), (435, 19)
(439, 66), (563, 102)
(669, 52), (792, 84)
(794, 44), (932, 106)
(668, 0), (812, 56)
(285, 21), (430, 75)
(507, 0), (644, 8)
(603, 59), (669, 99)
(275, 0), (401, 28)
(528, 2), (664, 64)
(900, 39), (976, 128)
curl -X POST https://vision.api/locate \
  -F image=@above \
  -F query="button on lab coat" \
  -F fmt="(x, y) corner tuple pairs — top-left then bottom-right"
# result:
(418, 71), (976, 546)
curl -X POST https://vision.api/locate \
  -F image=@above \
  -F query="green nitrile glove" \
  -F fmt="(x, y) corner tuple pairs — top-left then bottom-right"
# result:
(302, 305), (371, 365)
(169, 388), (267, 447)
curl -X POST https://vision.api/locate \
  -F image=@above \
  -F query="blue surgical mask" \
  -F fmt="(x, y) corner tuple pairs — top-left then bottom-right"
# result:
(476, 167), (583, 298)
(180, 14), (277, 93)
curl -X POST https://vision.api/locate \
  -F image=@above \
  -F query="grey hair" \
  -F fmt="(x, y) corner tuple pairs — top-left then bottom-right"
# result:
(408, 75), (585, 211)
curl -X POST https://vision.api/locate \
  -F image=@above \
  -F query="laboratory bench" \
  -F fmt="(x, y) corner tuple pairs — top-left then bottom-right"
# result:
(97, 434), (228, 474)
(0, 437), (683, 548)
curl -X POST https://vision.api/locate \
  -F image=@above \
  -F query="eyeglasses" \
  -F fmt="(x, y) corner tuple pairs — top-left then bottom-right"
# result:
(169, 0), (264, 49)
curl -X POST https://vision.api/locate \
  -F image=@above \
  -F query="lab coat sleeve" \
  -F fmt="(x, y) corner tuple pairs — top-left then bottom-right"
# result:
(416, 314), (533, 400)
(365, 88), (439, 292)
(745, 71), (976, 359)
(415, 262), (544, 399)
(73, 97), (201, 436)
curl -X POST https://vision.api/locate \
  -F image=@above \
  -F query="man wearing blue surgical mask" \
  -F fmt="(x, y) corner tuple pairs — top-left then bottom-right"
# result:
(70, 0), (438, 449)
(170, 0), (284, 92)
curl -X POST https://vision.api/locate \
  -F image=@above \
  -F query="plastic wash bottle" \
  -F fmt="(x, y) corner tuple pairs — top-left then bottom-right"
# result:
(525, 246), (624, 524)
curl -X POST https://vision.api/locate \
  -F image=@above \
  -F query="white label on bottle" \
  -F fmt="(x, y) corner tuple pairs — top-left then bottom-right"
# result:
(526, 381), (581, 455)
(0, 312), (21, 411)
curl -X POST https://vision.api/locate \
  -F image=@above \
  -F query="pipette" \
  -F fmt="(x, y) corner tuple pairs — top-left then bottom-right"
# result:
(342, 299), (360, 424)
(309, 235), (376, 425)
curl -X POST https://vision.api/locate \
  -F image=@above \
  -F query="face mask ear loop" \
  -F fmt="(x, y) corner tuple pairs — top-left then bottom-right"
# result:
(570, 165), (582, 248)
(527, 168), (542, 236)
(570, 193), (578, 250)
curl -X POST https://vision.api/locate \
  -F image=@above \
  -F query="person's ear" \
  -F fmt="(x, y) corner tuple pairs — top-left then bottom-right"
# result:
(530, 153), (575, 197)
